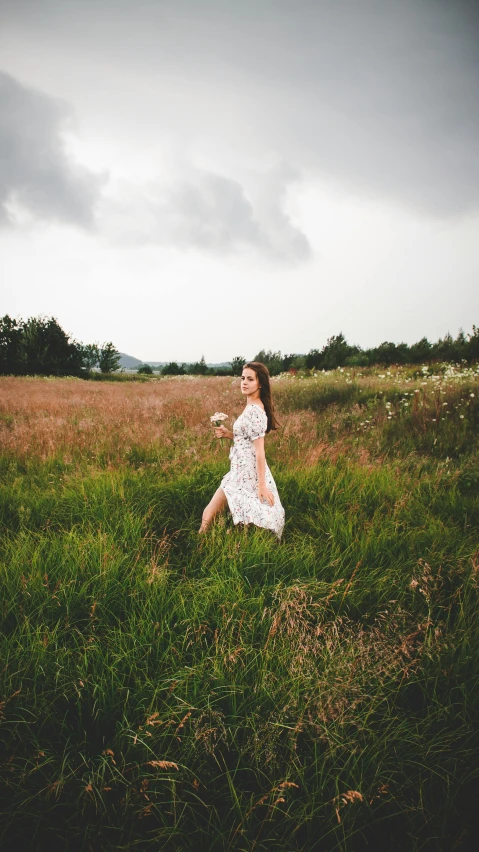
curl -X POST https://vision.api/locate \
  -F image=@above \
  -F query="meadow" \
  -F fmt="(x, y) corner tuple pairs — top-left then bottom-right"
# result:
(1, 364), (479, 851)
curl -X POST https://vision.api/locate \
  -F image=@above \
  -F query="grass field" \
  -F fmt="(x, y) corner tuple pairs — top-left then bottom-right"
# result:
(1, 365), (479, 851)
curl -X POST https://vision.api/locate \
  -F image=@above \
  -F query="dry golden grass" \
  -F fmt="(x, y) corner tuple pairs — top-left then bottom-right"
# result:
(2, 368), (477, 470)
(0, 376), (243, 463)
(0, 376), (336, 469)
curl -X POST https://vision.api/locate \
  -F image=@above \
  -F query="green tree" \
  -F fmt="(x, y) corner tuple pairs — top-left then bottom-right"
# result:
(321, 333), (358, 370)
(408, 337), (432, 364)
(98, 342), (121, 374)
(231, 356), (245, 376)
(21, 316), (85, 376)
(281, 353), (296, 372)
(253, 349), (284, 376)
(0, 315), (23, 374)
(306, 336), (360, 370)
(432, 333), (455, 362)
(161, 362), (186, 376)
(290, 355), (306, 370)
(345, 352), (370, 367)
(138, 364), (153, 375)
(305, 348), (322, 370)
(80, 343), (100, 371)
(189, 355), (208, 375)
(368, 341), (403, 366)
(467, 325), (479, 361)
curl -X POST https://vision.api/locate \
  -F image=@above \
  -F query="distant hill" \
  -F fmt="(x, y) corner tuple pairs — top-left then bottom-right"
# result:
(119, 353), (233, 371)
(118, 353), (142, 369)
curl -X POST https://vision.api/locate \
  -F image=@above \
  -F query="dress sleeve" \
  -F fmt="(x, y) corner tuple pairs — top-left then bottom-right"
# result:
(245, 406), (267, 441)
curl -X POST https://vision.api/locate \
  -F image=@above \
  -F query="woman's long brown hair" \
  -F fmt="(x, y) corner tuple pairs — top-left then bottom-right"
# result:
(243, 361), (280, 433)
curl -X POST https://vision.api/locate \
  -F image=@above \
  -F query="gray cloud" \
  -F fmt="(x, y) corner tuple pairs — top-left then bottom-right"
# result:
(0, 65), (310, 261)
(2, 0), (478, 218)
(0, 70), (105, 228)
(102, 166), (311, 262)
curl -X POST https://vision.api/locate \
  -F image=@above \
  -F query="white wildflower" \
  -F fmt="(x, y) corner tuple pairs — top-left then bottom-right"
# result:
(210, 412), (228, 426)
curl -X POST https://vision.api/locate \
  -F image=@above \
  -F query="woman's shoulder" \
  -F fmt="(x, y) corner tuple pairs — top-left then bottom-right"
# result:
(245, 403), (267, 424)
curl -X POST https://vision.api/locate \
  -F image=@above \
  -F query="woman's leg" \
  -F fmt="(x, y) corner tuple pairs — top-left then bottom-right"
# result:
(199, 487), (228, 533)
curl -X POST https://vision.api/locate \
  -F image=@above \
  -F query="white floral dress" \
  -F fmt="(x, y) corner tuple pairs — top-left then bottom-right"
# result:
(220, 403), (285, 539)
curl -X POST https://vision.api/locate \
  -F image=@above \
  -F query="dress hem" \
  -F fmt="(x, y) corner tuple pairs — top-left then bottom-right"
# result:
(222, 487), (284, 540)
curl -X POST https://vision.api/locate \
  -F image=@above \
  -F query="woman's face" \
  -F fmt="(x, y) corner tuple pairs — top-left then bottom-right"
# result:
(241, 367), (260, 396)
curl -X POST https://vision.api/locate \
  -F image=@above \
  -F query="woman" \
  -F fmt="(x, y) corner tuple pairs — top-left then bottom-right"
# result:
(199, 362), (285, 539)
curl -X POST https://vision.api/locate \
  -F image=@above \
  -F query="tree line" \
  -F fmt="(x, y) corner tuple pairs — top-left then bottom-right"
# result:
(161, 328), (479, 377)
(0, 315), (120, 376)
(1, 314), (478, 378)
(251, 327), (479, 375)
(148, 356), (245, 377)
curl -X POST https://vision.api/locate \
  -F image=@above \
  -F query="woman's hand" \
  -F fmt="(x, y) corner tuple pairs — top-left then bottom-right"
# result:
(258, 482), (275, 507)
(214, 425), (232, 439)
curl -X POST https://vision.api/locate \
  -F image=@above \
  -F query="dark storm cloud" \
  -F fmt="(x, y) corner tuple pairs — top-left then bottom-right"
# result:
(104, 167), (311, 262)
(0, 70), (105, 227)
(159, 170), (311, 261)
(2, 0), (479, 217)
(0, 65), (310, 261)
(149, 0), (479, 217)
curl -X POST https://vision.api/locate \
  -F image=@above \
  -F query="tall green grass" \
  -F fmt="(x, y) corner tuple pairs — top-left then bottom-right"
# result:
(1, 370), (479, 851)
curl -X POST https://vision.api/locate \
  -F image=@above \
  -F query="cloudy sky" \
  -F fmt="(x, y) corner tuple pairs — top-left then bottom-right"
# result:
(1, 0), (478, 362)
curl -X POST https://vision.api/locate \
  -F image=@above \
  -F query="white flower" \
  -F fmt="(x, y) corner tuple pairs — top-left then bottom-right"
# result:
(460, 414), (464, 419)
(210, 412), (228, 426)
(471, 393), (475, 398)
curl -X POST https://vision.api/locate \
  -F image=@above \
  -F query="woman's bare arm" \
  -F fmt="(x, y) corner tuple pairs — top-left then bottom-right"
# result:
(214, 426), (234, 440)
(254, 437), (267, 484)
(254, 437), (275, 506)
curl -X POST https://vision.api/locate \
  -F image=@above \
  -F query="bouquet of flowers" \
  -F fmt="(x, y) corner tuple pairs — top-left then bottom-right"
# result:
(210, 412), (228, 427)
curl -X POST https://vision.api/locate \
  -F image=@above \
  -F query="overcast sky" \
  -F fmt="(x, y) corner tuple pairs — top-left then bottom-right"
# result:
(1, 0), (478, 362)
